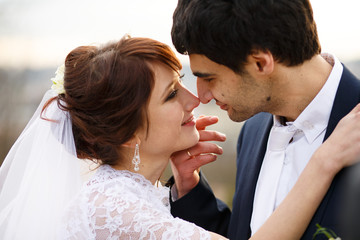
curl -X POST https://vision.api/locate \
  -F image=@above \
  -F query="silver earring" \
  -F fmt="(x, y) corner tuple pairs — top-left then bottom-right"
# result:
(132, 143), (140, 171)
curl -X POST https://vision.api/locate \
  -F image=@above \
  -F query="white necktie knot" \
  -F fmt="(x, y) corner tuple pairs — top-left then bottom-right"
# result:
(268, 126), (296, 151)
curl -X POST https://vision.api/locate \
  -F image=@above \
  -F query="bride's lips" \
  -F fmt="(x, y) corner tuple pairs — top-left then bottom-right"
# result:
(182, 115), (196, 126)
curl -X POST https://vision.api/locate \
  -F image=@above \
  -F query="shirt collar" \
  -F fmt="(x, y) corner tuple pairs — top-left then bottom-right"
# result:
(274, 53), (343, 143)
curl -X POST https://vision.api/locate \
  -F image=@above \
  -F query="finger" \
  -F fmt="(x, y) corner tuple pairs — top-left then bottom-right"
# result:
(199, 130), (226, 142)
(170, 142), (223, 165)
(187, 142), (224, 157)
(196, 116), (219, 130)
(171, 149), (197, 164)
(181, 154), (218, 170)
(194, 154), (218, 166)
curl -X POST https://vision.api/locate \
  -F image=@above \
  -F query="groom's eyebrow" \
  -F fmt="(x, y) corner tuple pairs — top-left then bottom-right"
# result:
(192, 71), (216, 78)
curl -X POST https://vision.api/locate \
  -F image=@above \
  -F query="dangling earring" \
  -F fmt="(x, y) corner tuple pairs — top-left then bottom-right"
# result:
(132, 143), (140, 171)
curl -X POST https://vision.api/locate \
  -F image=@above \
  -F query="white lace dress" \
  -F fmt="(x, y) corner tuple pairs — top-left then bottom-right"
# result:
(59, 165), (211, 240)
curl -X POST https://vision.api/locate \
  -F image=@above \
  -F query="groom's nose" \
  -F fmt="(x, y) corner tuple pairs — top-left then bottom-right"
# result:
(197, 78), (214, 104)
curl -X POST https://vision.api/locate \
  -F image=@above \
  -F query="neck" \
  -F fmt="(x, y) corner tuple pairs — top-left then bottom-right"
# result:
(269, 54), (333, 121)
(137, 153), (170, 185)
(113, 151), (170, 185)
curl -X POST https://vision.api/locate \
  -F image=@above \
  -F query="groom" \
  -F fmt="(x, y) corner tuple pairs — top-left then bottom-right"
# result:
(169, 0), (360, 239)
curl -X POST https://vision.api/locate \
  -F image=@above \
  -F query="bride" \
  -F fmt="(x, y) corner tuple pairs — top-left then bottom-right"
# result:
(1, 36), (360, 239)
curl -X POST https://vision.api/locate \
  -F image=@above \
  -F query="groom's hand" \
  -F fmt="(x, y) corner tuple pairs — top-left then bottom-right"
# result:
(170, 116), (226, 199)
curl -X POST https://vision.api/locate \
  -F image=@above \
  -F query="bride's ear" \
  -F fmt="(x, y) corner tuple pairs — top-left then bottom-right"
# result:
(121, 136), (141, 148)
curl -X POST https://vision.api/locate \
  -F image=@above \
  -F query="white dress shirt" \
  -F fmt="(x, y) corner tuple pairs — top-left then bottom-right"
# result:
(250, 53), (343, 234)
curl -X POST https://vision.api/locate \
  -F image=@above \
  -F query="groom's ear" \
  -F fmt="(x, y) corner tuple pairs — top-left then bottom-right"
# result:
(247, 50), (275, 75)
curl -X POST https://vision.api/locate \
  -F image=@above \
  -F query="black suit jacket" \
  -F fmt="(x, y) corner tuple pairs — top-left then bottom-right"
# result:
(171, 66), (360, 239)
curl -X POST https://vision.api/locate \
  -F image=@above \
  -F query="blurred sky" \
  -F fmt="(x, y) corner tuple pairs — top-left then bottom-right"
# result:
(0, 0), (359, 69)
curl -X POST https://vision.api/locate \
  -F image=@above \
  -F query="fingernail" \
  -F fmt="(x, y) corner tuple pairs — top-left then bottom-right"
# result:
(220, 133), (226, 140)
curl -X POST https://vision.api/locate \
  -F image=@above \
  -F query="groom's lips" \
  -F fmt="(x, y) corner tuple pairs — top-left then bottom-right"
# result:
(216, 101), (228, 111)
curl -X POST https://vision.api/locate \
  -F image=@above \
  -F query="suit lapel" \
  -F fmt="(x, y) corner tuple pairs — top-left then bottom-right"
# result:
(302, 65), (360, 239)
(324, 66), (360, 140)
(230, 113), (273, 239)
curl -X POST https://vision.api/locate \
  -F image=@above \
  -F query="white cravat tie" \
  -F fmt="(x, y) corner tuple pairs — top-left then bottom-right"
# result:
(251, 125), (296, 234)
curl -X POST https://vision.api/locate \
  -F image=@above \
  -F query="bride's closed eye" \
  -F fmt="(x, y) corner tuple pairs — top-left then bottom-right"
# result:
(165, 89), (179, 101)
(165, 73), (185, 102)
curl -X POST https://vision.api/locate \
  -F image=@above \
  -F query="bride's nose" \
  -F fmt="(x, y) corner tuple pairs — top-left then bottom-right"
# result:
(183, 88), (200, 112)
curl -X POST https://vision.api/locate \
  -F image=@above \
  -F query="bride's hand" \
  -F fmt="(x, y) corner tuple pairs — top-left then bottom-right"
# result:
(313, 103), (360, 174)
(170, 116), (226, 198)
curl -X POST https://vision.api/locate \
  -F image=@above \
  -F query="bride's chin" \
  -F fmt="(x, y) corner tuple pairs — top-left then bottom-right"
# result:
(185, 132), (200, 149)
(171, 131), (200, 153)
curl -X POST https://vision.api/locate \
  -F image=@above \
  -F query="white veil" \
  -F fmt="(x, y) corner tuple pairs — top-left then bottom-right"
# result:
(0, 90), (91, 239)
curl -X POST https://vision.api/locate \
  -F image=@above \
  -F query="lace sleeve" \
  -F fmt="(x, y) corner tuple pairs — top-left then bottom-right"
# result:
(61, 179), (212, 240)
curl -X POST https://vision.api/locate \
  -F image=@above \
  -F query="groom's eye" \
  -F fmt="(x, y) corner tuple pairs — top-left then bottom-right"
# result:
(204, 78), (214, 82)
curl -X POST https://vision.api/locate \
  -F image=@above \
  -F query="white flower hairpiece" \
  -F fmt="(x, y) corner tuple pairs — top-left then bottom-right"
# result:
(51, 64), (65, 95)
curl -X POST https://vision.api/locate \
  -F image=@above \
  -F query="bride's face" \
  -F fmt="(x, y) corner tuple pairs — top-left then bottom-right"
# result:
(139, 63), (200, 157)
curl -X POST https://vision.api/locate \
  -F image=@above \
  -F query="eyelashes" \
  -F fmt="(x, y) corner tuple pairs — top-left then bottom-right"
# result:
(180, 73), (185, 81)
(206, 79), (214, 82)
(165, 89), (179, 101)
(165, 74), (184, 102)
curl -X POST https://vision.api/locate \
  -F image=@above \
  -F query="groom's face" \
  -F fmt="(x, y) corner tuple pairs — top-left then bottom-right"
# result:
(189, 54), (271, 122)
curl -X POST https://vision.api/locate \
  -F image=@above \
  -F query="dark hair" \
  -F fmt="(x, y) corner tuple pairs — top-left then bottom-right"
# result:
(43, 36), (181, 165)
(172, 0), (321, 73)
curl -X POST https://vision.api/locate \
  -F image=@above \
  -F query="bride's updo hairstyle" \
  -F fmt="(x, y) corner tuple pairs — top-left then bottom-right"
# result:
(45, 36), (181, 165)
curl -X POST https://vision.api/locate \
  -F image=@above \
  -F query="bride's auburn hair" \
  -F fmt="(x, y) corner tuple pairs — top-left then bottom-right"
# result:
(45, 36), (181, 165)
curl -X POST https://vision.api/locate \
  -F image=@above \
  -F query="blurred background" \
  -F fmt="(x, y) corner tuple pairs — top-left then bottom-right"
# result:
(0, 0), (359, 207)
